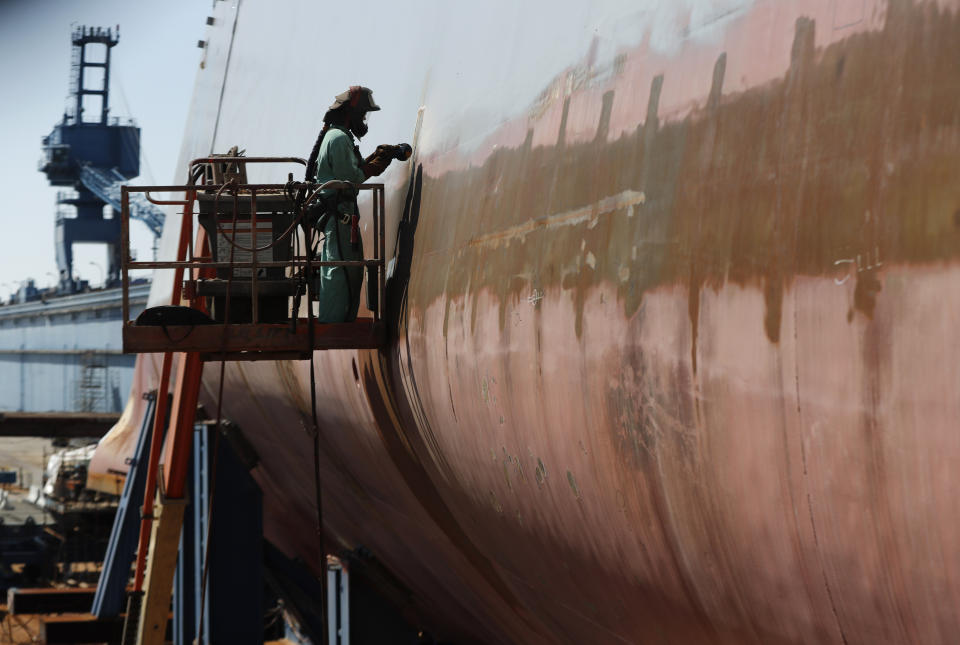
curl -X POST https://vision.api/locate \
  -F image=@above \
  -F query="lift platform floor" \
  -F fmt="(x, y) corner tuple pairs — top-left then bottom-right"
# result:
(123, 317), (385, 359)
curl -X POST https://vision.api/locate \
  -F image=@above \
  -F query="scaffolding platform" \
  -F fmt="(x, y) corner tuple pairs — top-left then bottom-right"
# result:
(122, 318), (385, 360)
(118, 155), (387, 360)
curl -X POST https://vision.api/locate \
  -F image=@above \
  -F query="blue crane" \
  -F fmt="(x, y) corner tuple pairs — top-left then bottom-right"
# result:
(79, 165), (165, 238)
(39, 25), (164, 294)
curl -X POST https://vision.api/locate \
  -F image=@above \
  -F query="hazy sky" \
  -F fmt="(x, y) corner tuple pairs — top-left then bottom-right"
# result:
(0, 0), (211, 298)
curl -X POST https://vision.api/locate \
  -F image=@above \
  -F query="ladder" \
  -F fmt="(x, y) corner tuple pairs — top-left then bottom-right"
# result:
(76, 351), (108, 412)
(119, 155), (387, 644)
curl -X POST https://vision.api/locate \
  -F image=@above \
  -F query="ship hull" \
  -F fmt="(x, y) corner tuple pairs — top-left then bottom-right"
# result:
(92, 1), (960, 642)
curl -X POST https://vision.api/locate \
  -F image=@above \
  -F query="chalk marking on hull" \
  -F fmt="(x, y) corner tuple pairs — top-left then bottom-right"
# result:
(466, 189), (647, 249)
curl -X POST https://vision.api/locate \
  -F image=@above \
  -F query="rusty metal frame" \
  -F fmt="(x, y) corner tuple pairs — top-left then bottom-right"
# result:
(120, 157), (386, 356)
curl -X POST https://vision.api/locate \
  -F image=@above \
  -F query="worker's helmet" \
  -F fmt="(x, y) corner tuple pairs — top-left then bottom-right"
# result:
(328, 86), (381, 114)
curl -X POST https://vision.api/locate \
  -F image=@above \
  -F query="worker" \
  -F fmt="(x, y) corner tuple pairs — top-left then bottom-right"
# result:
(304, 86), (397, 323)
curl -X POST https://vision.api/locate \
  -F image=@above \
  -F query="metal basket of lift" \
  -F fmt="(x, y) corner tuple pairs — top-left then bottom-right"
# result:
(119, 156), (386, 359)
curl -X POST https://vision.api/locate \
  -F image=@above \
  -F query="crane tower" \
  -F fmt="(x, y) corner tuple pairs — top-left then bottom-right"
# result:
(39, 25), (164, 294)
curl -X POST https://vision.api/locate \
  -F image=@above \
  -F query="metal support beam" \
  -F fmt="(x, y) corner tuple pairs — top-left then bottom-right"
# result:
(0, 412), (119, 438)
(92, 392), (157, 617)
(135, 483), (187, 645)
(123, 319), (384, 356)
(133, 352), (203, 645)
(175, 423), (263, 644)
(327, 559), (350, 645)
(42, 613), (172, 644)
(8, 587), (102, 615)
(171, 455), (196, 645)
(42, 614), (123, 644)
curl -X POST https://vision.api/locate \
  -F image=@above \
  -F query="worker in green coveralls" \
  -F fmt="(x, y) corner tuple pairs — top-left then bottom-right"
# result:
(304, 86), (397, 322)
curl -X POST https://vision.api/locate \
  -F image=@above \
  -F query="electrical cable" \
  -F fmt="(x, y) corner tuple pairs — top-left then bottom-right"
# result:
(300, 201), (329, 645)
(332, 216), (355, 323)
(210, 181), (339, 255)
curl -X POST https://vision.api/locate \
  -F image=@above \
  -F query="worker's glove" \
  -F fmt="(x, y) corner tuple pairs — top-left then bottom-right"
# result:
(362, 144), (412, 178)
(362, 150), (392, 178)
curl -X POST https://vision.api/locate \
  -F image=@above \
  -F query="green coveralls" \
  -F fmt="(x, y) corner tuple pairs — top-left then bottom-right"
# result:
(313, 126), (366, 323)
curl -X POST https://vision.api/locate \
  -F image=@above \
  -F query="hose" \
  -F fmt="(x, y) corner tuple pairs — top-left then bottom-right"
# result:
(301, 206), (329, 644)
(211, 180), (348, 254)
(332, 215), (354, 322)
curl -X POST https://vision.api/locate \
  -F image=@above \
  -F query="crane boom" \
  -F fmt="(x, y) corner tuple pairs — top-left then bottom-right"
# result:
(80, 165), (164, 238)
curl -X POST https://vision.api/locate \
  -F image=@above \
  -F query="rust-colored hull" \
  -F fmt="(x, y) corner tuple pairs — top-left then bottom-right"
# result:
(92, 1), (960, 642)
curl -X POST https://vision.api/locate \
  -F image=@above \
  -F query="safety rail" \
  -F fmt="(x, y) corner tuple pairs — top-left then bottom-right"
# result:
(119, 156), (386, 359)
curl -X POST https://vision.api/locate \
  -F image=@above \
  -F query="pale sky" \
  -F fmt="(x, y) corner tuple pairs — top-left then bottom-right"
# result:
(0, 0), (211, 299)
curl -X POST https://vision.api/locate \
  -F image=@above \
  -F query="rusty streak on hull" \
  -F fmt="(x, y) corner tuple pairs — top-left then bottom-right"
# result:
(92, 1), (960, 642)
(412, 5), (960, 345)
(368, 7), (960, 640)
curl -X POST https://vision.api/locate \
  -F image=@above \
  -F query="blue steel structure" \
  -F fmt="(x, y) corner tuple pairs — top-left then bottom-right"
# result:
(91, 391), (156, 618)
(172, 424), (263, 645)
(39, 25), (164, 294)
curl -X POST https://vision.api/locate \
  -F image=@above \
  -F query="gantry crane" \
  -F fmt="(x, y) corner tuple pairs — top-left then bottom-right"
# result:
(39, 25), (164, 293)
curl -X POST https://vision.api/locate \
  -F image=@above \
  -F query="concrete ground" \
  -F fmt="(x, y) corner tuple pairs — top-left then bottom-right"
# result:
(0, 609), (45, 644)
